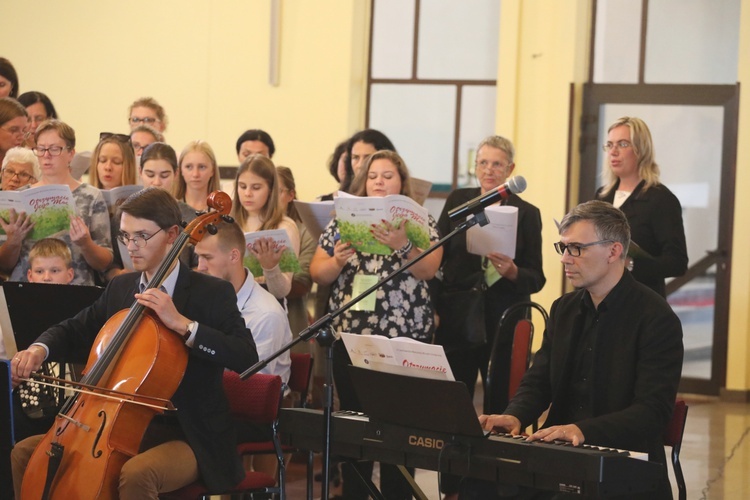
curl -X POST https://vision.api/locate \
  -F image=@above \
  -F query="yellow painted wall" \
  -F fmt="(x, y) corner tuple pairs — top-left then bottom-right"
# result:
(1, 0), (370, 202)
(495, 0), (593, 339)
(725, 0), (750, 392)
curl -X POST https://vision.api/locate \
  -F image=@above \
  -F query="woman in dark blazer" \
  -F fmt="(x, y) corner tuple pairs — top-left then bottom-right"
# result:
(597, 116), (688, 297)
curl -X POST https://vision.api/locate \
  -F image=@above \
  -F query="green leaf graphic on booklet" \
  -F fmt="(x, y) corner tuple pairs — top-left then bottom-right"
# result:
(339, 219), (429, 256)
(0, 206), (73, 240)
(243, 250), (302, 277)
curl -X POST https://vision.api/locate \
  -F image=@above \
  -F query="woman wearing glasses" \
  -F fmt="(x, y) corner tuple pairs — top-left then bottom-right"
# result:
(432, 135), (545, 499)
(597, 116), (688, 297)
(1, 146), (38, 191)
(127, 97), (168, 133)
(0, 97), (29, 167)
(0, 119), (113, 285)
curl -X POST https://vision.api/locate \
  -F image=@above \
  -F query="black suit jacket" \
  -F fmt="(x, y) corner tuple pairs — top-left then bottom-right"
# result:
(598, 180), (688, 296)
(434, 188), (546, 347)
(36, 264), (258, 491)
(505, 272), (683, 461)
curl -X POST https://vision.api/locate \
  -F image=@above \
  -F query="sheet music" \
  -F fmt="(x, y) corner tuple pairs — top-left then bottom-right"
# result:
(341, 332), (454, 381)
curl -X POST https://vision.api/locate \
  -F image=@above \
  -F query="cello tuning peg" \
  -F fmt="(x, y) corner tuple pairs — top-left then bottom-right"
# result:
(206, 224), (218, 235)
(222, 215), (235, 224)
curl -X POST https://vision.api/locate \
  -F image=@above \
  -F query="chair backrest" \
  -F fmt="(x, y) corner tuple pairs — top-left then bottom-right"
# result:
(663, 399), (688, 448)
(484, 301), (548, 415)
(663, 399), (688, 500)
(223, 371), (282, 424)
(288, 352), (313, 406)
(507, 318), (534, 401)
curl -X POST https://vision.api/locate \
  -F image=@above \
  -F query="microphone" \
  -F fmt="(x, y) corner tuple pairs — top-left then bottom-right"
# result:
(448, 176), (527, 222)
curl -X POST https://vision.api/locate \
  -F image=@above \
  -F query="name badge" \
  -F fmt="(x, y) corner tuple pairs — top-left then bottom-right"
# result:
(351, 274), (379, 312)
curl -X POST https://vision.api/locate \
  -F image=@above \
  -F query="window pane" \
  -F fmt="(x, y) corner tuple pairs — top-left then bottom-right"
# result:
(645, 0), (740, 84)
(369, 84), (457, 186)
(371, 0), (416, 79)
(593, 0), (642, 83)
(417, 0), (500, 80)
(457, 85), (497, 188)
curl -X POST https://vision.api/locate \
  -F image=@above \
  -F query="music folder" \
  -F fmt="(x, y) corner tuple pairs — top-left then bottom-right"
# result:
(0, 282), (104, 358)
(347, 365), (487, 438)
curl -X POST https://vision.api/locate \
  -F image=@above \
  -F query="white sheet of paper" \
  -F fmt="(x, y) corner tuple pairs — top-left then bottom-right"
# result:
(340, 332), (454, 381)
(465, 205), (518, 258)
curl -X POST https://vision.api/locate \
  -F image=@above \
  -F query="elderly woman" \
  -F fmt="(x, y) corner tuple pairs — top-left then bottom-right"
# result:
(596, 116), (688, 297)
(0, 97), (29, 167)
(1, 147), (39, 191)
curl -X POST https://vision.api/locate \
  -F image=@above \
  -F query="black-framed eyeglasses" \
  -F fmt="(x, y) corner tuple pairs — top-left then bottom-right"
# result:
(100, 132), (132, 143)
(129, 117), (160, 125)
(32, 146), (69, 157)
(117, 228), (163, 248)
(554, 239), (614, 257)
(602, 140), (632, 152)
(1, 168), (35, 182)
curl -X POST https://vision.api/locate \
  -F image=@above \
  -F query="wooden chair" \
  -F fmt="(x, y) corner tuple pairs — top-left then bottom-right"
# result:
(664, 400), (689, 500)
(484, 302), (548, 416)
(161, 372), (284, 500)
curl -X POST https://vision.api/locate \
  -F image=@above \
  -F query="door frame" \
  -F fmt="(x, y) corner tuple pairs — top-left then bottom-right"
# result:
(578, 82), (739, 395)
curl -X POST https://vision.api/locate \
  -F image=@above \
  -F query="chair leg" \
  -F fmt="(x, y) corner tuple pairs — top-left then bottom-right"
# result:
(673, 450), (686, 500)
(306, 450), (314, 500)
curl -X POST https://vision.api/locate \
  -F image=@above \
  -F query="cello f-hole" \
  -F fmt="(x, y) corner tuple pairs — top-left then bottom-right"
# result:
(92, 410), (107, 458)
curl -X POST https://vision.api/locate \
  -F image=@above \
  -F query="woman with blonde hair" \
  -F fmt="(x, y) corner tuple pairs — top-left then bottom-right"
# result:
(231, 154), (300, 299)
(88, 133), (137, 190)
(597, 116), (687, 296)
(175, 140), (221, 212)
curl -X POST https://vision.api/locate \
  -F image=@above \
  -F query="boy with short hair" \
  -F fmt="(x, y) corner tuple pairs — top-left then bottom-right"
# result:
(26, 238), (74, 284)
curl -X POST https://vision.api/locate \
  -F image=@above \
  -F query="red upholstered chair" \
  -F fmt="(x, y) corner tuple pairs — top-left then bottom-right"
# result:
(484, 302), (548, 417)
(160, 372), (284, 500)
(663, 400), (689, 500)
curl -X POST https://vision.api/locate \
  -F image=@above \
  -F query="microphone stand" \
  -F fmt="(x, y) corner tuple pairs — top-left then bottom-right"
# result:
(240, 211), (489, 500)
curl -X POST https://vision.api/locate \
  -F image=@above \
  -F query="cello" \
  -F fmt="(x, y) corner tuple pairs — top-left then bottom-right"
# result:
(20, 191), (233, 499)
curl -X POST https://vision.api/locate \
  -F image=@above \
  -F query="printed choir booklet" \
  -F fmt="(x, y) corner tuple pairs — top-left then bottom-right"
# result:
(340, 332), (455, 381)
(293, 200), (334, 241)
(100, 185), (142, 216)
(243, 229), (301, 277)
(0, 184), (75, 241)
(465, 205), (518, 258)
(334, 193), (430, 256)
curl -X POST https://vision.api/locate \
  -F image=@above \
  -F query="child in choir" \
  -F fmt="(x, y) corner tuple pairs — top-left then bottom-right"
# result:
(26, 238), (74, 284)
(88, 133), (137, 190)
(175, 140), (221, 213)
(231, 154), (300, 299)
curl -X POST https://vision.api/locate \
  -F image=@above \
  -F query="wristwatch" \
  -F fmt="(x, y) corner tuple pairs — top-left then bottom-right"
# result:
(184, 321), (197, 341)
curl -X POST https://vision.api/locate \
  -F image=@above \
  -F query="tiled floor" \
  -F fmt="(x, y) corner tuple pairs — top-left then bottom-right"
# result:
(284, 394), (750, 499)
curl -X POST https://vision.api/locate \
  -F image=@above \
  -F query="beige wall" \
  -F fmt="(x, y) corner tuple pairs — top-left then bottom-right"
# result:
(726, 0), (750, 392)
(2, 0), (370, 202)
(495, 0), (593, 337)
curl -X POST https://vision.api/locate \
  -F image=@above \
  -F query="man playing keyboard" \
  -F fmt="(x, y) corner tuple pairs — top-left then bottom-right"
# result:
(471, 201), (683, 499)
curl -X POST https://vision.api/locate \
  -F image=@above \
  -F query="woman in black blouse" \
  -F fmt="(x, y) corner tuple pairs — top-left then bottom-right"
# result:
(596, 116), (688, 297)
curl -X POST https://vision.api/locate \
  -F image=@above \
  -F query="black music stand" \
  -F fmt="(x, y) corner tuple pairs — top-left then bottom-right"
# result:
(348, 366), (486, 438)
(2, 282), (104, 357)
